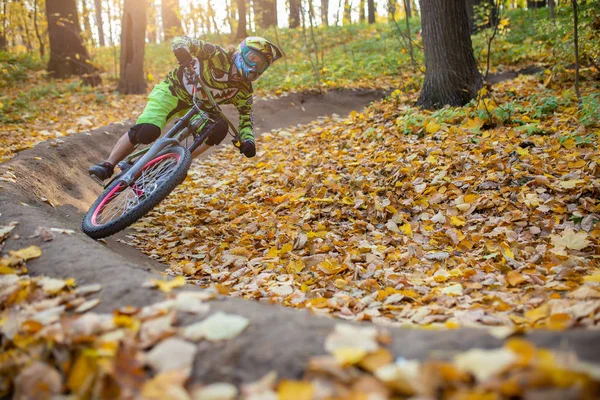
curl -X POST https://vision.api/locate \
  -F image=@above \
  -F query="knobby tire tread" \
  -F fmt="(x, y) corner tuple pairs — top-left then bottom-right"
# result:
(82, 146), (191, 239)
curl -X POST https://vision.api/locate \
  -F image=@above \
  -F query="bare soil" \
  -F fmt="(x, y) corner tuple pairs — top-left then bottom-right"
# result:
(1, 88), (599, 384)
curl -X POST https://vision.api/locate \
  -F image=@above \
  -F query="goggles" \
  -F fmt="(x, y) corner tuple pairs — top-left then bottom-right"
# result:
(241, 47), (270, 74)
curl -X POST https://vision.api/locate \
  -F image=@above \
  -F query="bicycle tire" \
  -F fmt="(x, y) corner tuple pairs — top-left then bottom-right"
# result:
(82, 146), (191, 239)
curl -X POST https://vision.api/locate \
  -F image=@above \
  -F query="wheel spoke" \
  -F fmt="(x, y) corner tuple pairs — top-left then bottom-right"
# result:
(93, 155), (178, 226)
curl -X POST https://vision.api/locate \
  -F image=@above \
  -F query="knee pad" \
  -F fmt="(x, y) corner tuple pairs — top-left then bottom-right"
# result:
(128, 123), (161, 145)
(204, 118), (228, 146)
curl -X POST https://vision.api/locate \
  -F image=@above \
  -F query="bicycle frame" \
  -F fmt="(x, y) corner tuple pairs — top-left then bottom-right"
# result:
(111, 65), (240, 188)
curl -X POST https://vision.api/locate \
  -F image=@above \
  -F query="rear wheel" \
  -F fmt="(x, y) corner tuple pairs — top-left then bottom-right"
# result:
(82, 146), (191, 239)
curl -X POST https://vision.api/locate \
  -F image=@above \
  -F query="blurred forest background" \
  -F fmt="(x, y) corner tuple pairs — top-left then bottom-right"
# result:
(0, 0), (598, 161)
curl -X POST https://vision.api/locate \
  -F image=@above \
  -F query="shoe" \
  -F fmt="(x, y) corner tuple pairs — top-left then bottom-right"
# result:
(89, 162), (114, 181)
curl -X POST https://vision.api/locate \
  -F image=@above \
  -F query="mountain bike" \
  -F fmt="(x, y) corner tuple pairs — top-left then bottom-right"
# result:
(82, 66), (240, 239)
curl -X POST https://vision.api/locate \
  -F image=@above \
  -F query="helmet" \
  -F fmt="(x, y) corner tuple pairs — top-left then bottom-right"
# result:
(233, 37), (284, 81)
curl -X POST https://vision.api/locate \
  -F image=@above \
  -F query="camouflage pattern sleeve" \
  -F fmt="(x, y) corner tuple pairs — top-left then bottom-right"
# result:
(234, 93), (255, 143)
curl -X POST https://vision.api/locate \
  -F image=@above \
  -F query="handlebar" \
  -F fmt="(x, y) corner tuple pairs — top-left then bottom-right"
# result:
(184, 64), (240, 148)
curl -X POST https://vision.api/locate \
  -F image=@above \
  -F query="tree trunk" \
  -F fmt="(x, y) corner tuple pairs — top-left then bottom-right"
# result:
(80, 0), (93, 45)
(387, 0), (397, 20)
(344, 0), (352, 24)
(45, 0), (100, 85)
(33, 0), (45, 57)
(289, 0), (301, 28)
(256, 0), (277, 28)
(404, 0), (411, 18)
(572, 0), (581, 105)
(321, 0), (329, 25)
(0, 0), (7, 50)
(416, 0), (482, 109)
(94, 0), (105, 46)
(147, 1), (158, 43)
(368, 0), (376, 23)
(119, 0), (147, 94)
(236, 0), (248, 39)
(360, 0), (366, 22)
(225, 0), (233, 34)
(549, 0), (555, 23)
(162, 0), (182, 40)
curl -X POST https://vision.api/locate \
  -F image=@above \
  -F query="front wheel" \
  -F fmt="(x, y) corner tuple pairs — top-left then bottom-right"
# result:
(82, 146), (191, 239)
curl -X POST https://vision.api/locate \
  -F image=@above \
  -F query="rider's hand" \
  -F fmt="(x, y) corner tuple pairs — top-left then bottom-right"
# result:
(174, 47), (193, 67)
(239, 140), (256, 158)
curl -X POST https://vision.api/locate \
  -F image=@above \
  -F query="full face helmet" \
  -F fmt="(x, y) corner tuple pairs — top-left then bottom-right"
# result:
(233, 37), (284, 82)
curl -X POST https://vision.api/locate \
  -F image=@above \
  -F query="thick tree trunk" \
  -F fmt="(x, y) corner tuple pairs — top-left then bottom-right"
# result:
(368, 0), (376, 23)
(549, 0), (555, 23)
(236, 0), (248, 39)
(162, 0), (182, 40)
(256, 0), (277, 28)
(118, 0), (147, 94)
(321, 0), (329, 25)
(289, 0), (301, 28)
(94, 0), (105, 46)
(45, 0), (100, 85)
(416, 0), (482, 109)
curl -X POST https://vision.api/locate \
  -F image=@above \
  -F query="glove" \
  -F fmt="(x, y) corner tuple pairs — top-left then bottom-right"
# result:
(174, 47), (193, 67)
(239, 140), (256, 158)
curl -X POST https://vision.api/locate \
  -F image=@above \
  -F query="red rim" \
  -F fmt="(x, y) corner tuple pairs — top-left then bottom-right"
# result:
(90, 152), (180, 227)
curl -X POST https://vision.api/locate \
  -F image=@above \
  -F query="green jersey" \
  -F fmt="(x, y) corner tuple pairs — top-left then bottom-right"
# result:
(166, 36), (255, 142)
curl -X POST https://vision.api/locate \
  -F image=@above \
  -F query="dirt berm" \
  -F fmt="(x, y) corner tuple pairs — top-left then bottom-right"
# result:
(1, 89), (598, 384)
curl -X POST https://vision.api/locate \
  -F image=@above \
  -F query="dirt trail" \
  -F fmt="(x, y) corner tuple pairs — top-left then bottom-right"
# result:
(1, 88), (599, 384)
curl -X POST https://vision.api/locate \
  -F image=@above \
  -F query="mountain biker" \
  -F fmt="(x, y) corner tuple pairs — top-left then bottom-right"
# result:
(89, 36), (283, 181)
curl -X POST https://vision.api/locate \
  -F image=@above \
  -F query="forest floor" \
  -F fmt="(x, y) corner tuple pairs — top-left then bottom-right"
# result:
(1, 65), (598, 398)
(1, 7), (600, 397)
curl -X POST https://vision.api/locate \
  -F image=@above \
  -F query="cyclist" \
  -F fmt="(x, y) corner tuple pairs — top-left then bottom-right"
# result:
(89, 36), (283, 181)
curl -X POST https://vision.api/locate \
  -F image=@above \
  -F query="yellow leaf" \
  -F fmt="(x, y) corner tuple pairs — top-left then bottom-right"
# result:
(266, 246), (279, 258)
(67, 353), (98, 395)
(425, 120), (441, 134)
(0, 265), (15, 274)
(450, 216), (466, 227)
(525, 304), (549, 323)
(584, 273), (600, 283)
(400, 223), (412, 236)
(279, 243), (293, 255)
(358, 348), (394, 372)
(307, 297), (328, 308)
(516, 147), (529, 156)
(333, 347), (368, 365)
(546, 313), (573, 331)
(341, 196), (354, 205)
(561, 138), (576, 149)
(464, 194), (479, 203)
(12, 245), (42, 261)
(287, 259), (305, 274)
(507, 271), (526, 286)
(148, 276), (186, 293)
(316, 260), (346, 275)
(559, 179), (585, 189)
(278, 380), (313, 400)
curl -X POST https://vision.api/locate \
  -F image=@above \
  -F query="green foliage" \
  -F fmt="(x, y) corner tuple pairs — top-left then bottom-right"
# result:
(473, 5), (600, 70)
(579, 93), (600, 127)
(0, 51), (44, 89)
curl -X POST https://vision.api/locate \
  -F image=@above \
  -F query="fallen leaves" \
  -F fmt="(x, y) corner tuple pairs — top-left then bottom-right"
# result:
(126, 72), (599, 333)
(181, 311), (249, 341)
(0, 239), (247, 399)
